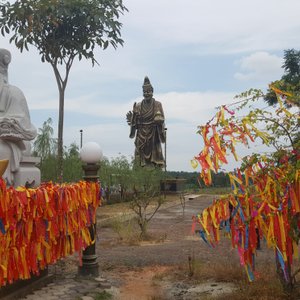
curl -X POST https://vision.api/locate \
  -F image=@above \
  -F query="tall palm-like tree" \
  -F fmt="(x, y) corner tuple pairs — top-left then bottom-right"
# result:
(65, 142), (79, 158)
(33, 118), (56, 162)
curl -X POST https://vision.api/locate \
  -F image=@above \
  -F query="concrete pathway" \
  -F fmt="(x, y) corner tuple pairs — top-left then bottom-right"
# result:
(17, 275), (112, 300)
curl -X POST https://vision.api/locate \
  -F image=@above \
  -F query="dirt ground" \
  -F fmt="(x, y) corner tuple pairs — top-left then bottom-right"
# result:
(91, 194), (275, 299)
(56, 194), (277, 300)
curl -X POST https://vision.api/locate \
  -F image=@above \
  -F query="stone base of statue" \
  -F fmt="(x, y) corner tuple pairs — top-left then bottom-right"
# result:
(14, 156), (41, 188)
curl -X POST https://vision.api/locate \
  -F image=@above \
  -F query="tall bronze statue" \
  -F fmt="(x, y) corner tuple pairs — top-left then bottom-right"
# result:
(127, 76), (166, 168)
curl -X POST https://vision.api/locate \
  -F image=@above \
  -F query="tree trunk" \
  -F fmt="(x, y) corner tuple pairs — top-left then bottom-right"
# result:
(50, 58), (72, 183)
(57, 87), (65, 183)
(139, 219), (148, 240)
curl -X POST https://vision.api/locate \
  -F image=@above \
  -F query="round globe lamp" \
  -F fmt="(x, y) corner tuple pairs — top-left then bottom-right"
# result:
(80, 142), (103, 164)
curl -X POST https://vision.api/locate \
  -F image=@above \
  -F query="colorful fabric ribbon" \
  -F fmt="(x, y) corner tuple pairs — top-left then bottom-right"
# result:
(0, 179), (100, 286)
(192, 87), (299, 281)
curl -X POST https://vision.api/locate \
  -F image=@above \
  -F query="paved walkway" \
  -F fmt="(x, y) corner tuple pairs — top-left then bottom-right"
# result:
(18, 275), (113, 300)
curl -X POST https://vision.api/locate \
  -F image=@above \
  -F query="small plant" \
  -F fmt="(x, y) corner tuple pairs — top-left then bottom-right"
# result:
(94, 290), (113, 300)
(130, 191), (164, 239)
(188, 254), (195, 277)
(109, 213), (140, 244)
(129, 166), (165, 239)
(179, 192), (187, 216)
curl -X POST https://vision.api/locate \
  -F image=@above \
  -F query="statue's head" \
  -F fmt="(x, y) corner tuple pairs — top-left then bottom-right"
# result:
(0, 49), (11, 82)
(143, 76), (153, 100)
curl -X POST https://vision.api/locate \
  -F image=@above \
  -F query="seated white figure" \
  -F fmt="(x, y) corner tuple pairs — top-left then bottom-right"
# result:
(0, 48), (37, 185)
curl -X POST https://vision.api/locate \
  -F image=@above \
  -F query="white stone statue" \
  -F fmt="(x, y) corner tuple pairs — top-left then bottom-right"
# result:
(0, 48), (38, 186)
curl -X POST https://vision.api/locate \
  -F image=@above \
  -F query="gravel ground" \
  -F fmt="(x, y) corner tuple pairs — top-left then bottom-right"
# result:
(10, 194), (277, 300)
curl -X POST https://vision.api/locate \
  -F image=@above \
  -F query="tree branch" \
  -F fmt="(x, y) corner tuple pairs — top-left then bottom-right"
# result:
(146, 201), (162, 223)
(257, 117), (295, 150)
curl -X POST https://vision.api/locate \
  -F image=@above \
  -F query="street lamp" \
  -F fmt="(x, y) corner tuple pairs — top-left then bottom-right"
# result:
(80, 129), (83, 148)
(164, 127), (167, 172)
(78, 142), (103, 277)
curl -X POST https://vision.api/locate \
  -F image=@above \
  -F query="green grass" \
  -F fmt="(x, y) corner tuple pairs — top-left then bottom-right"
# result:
(106, 213), (141, 244)
(198, 186), (232, 195)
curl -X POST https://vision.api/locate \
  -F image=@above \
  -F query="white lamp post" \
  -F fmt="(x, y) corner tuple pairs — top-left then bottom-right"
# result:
(80, 141), (103, 182)
(78, 142), (103, 277)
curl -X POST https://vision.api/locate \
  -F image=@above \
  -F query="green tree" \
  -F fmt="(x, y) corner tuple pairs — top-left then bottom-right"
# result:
(98, 157), (111, 186)
(65, 142), (79, 158)
(264, 49), (300, 106)
(34, 118), (82, 182)
(98, 156), (130, 202)
(282, 49), (300, 85)
(98, 155), (165, 238)
(130, 165), (164, 239)
(63, 142), (82, 182)
(33, 117), (57, 182)
(40, 155), (58, 182)
(0, 0), (128, 182)
(193, 84), (299, 292)
(33, 117), (56, 163)
(110, 155), (131, 201)
(40, 142), (82, 183)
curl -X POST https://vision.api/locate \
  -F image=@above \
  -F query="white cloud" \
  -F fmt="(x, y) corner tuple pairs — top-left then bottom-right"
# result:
(234, 52), (283, 82)
(162, 91), (236, 122)
(61, 91), (235, 124)
(125, 0), (300, 54)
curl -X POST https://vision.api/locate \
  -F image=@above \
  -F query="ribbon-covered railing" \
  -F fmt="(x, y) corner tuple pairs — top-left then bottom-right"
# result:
(0, 179), (100, 287)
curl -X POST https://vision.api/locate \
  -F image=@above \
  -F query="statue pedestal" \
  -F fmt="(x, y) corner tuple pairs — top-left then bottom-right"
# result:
(14, 156), (41, 188)
(160, 178), (186, 194)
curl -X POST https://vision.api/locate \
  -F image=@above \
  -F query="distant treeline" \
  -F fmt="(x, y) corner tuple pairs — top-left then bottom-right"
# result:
(165, 170), (230, 190)
(35, 143), (231, 191)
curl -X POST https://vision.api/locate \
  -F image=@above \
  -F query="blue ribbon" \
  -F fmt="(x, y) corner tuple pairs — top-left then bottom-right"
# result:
(247, 264), (255, 281)
(231, 201), (240, 219)
(239, 207), (245, 223)
(276, 248), (289, 282)
(245, 224), (249, 250)
(199, 230), (212, 247)
(225, 219), (231, 233)
(0, 218), (6, 234)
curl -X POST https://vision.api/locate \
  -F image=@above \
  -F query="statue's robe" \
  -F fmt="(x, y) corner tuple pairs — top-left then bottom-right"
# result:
(131, 98), (165, 167)
(0, 79), (37, 184)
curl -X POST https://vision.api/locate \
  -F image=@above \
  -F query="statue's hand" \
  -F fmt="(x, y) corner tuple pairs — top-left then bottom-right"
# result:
(154, 111), (164, 124)
(126, 111), (133, 125)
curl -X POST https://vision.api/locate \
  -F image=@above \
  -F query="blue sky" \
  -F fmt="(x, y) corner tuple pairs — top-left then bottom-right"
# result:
(1, 0), (300, 172)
